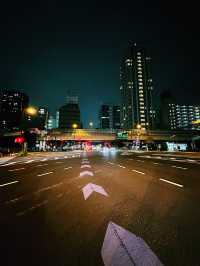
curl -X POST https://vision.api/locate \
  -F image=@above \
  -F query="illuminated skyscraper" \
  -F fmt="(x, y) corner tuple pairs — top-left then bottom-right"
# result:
(120, 44), (155, 129)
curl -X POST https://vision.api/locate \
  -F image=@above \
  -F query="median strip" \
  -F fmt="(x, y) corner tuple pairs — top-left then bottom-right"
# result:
(159, 178), (183, 188)
(37, 172), (53, 177)
(132, 169), (145, 175)
(0, 180), (19, 187)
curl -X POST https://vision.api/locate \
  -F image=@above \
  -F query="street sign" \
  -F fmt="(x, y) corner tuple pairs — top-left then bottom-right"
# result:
(117, 132), (128, 140)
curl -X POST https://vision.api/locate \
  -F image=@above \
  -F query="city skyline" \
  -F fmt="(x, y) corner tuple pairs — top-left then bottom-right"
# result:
(0, 2), (200, 127)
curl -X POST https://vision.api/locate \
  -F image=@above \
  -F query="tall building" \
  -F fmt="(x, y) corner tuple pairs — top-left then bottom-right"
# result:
(56, 110), (59, 128)
(59, 96), (81, 129)
(160, 90), (176, 129)
(0, 88), (29, 130)
(99, 105), (112, 129)
(47, 115), (56, 130)
(99, 104), (121, 129)
(24, 107), (49, 130)
(120, 43), (154, 130)
(169, 104), (200, 130)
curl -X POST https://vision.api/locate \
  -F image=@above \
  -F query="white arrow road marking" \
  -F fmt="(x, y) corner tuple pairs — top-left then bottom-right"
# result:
(159, 178), (183, 188)
(82, 183), (108, 200)
(79, 171), (94, 177)
(101, 222), (163, 266)
(81, 164), (91, 168)
(0, 180), (19, 187)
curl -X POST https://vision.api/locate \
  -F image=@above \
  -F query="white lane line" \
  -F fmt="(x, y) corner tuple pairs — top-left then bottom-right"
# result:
(64, 167), (72, 170)
(8, 167), (25, 172)
(0, 180), (19, 187)
(37, 171), (53, 177)
(17, 200), (48, 217)
(117, 164), (126, 168)
(56, 193), (64, 198)
(171, 165), (187, 170)
(137, 160), (145, 163)
(54, 157), (59, 160)
(25, 160), (34, 164)
(35, 164), (48, 167)
(132, 169), (145, 175)
(40, 158), (47, 162)
(5, 196), (24, 204)
(128, 159), (134, 160)
(55, 161), (64, 164)
(34, 182), (64, 194)
(1, 162), (17, 167)
(159, 178), (183, 188)
(108, 162), (114, 165)
(64, 156), (68, 159)
(153, 162), (160, 165)
(94, 170), (102, 173)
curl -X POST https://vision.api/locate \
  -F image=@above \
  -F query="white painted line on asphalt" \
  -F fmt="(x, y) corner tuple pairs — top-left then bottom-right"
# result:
(159, 178), (183, 188)
(0, 180), (19, 187)
(94, 170), (102, 173)
(108, 162), (114, 165)
(137, 160), (145, 163)
(64, 167), (72, 170)
(117, 164), (126, 168)
(171, 165), (187, 170)
(132, 169), (145, 175)
(153, 162), (160, 165)
(35, 164), (48, 167)
(56, 193), (64, 198)
(37, 171), (53, 177)
(82, 183), (108, 200)
(17, 200), (49, 217)
(55, 161), (64, 164)
(25, 160), (34, 164)
(41, 158), (47, 161)
(101, 222), (163, 266)
(128, 158), (134, 160)
(34, 182), (63, 194)
(8, 167), (25, 172)
(1, 162), (17, 167)
(64, 156), (68, 159)
(5, 196), (24, 204)
(81, 164), (91, 168)
(80, 171), (94, 177)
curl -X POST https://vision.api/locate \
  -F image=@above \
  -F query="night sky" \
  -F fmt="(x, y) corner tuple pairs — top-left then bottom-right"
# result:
(0, 1), (200, 127)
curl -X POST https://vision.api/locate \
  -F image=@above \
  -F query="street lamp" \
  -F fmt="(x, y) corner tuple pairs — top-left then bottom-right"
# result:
(72, 123), (78, 129)
(25, 106), (37, 116)
(89, 121), (93, 129)
(136, 124), (141, 150)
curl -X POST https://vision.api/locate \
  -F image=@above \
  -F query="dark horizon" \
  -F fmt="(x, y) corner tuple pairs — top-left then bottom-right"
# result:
(0, 1), (200, 127)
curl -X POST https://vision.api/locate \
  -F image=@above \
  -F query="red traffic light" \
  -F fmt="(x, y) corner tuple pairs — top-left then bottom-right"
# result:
(14, 137), (25, 144)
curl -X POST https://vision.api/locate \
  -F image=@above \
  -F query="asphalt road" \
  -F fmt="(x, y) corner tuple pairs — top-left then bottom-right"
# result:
(0, 150), (200, 266)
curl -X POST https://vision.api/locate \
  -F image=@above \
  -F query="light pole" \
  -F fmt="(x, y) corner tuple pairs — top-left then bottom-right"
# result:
(136, 124), (141, 150)
(89, 121), (93, 129)
(72, 123), (78, 147)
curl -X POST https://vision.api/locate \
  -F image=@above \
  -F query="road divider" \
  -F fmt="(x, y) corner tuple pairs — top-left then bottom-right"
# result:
(159, 178), (183, 188)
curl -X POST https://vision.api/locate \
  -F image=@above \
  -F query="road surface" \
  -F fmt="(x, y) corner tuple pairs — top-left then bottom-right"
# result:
(0, 150), (200, 265)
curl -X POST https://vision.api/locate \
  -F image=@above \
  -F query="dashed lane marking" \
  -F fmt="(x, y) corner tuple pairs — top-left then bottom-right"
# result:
(25, 160), (34, 164)
(37, 171), (53, 177)
(171, 165), (187, 170)
(117, 164), (126, 168)
(137, 160), (145, 163)
(64, 167), (72, 170)
(159, 178), (184, 188)
(8, 167), (25, 172)
(0, 180), (19, 187)
(35, 164), (48, 167)
(132, 169), (145, 175)
(16, 200), (49, 217)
